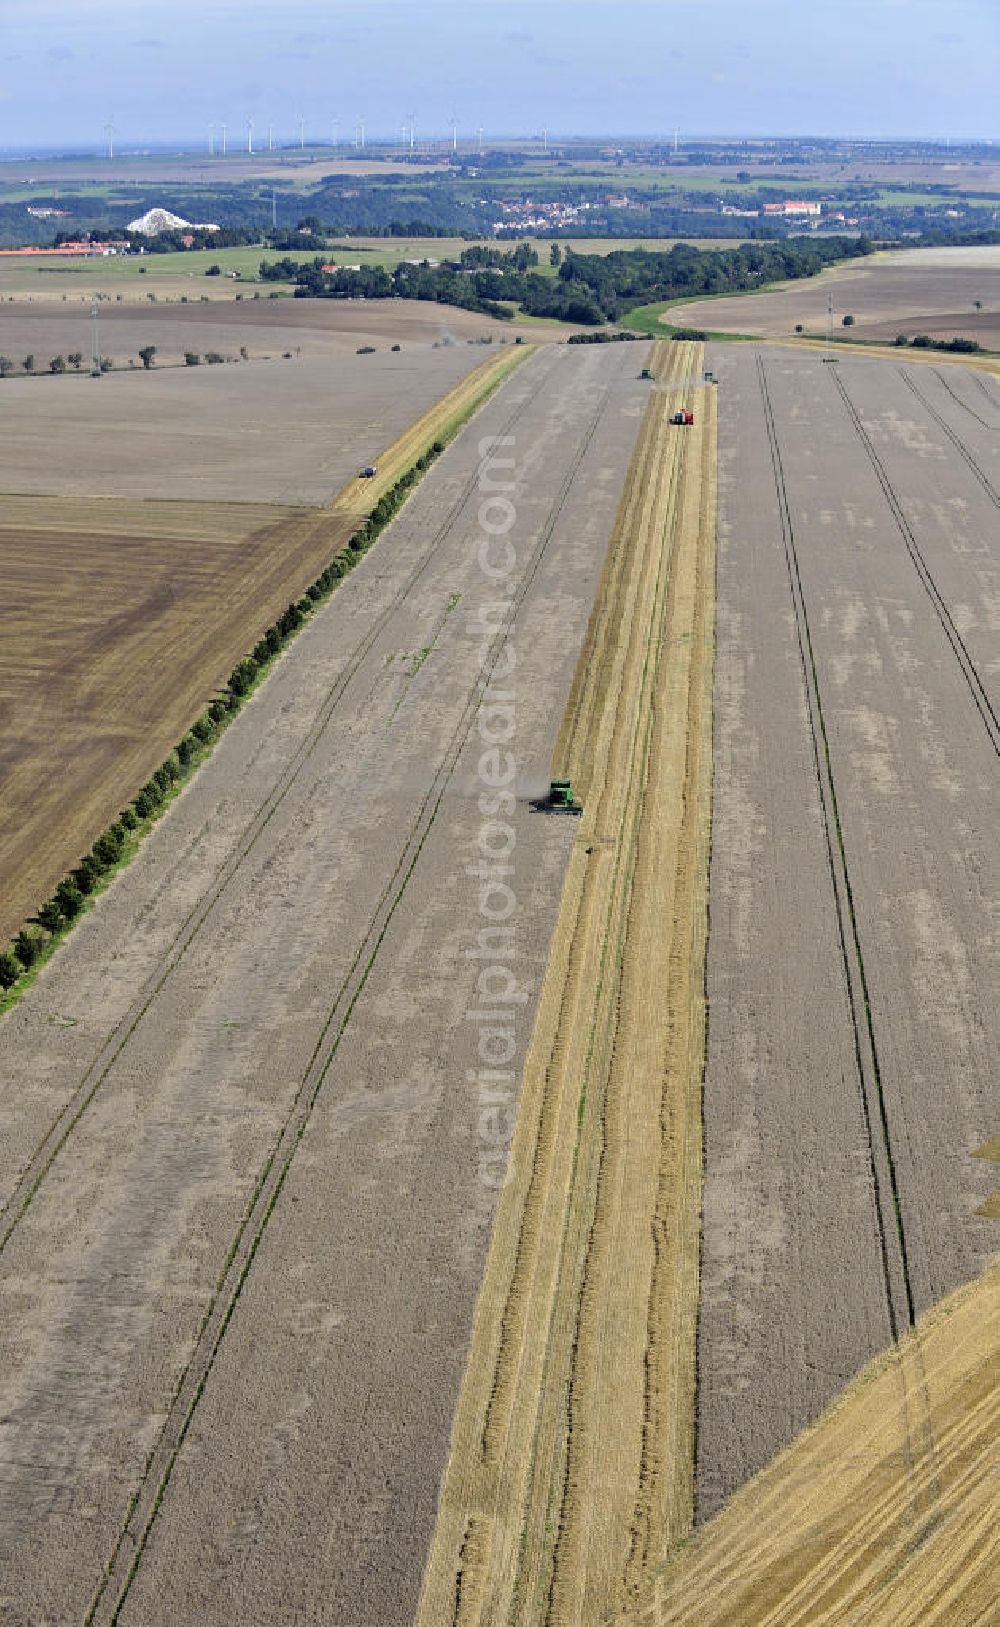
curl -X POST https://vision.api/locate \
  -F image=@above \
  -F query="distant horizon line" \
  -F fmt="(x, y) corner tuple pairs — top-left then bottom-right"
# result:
(0, 131), (997, 165)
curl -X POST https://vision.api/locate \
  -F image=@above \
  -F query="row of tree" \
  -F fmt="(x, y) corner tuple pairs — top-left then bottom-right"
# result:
(0, 346), (256, 376)
(0, 348), (156, 375)
(0, 441), (448, 998)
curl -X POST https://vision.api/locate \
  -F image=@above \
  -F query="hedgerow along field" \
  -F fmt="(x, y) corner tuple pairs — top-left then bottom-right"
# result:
(0, 345), (529, 955)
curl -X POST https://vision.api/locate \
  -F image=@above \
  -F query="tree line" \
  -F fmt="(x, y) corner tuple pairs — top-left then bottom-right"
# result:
(267, 235), (874, 325)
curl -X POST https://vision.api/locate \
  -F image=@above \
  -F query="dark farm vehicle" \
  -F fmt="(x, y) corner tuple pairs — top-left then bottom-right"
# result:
(671, 409), (695, 426)
(531, 778), (584, 815)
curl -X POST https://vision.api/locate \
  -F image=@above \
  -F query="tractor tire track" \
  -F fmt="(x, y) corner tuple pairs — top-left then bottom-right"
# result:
(758, 358), (944, 1531)
(900, 369), (999, 504)
(758, 356), (915, 1337)
(830, 365), (999, 755)
(931, 366), (1000, 428)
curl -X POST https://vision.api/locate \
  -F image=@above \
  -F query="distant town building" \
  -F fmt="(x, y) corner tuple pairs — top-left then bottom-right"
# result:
(0, 240), (128, 258)
(763, 199), (822, 218)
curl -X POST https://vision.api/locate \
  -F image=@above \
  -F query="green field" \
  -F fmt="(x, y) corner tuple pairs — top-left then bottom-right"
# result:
(0, 244), (314, 300)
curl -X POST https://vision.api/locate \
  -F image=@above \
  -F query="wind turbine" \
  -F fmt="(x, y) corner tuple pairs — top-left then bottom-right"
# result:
(333, 117), (340, 148)
(267, 122), (274, 152)
(478, 125), (485, 157)
(357, 117), (365, 150)
(247, 117), (254, 156)
(542, 126), (548, 154)
(298, 115), (306, 150)
(451, 115), (458, 155)
(407, 113), (416, 153)
(104, 121), (115, 160)
(221, 121), (228, 157)
(208, 121), (216, 157)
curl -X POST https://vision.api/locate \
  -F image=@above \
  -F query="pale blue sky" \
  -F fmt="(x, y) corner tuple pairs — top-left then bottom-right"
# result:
(0, 0), (996, 152)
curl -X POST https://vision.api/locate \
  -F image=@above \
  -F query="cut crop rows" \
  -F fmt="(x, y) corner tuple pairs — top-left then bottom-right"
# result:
(417, 340), (717, 1627)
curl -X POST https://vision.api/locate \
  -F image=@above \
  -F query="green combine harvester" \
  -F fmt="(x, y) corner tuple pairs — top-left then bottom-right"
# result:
(547, 778), (583, 814)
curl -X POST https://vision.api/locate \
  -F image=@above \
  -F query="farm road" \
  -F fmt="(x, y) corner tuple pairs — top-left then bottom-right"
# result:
(697, 343), (998, 1520)
(0, 341), (649, 1625)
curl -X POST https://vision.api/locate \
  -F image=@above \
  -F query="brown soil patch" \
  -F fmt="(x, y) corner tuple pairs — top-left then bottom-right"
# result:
(417, 341), (717, 1626)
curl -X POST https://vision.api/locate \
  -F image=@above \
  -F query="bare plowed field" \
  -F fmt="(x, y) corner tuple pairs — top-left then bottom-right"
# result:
(668, 246), (1000, 347)
(0, 341), (651, 1625)
(0, 347), (524, 943)
(697, 342), (998, 1521)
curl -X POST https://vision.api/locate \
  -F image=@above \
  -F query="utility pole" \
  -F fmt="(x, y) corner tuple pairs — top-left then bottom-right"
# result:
(90, 302), (101, 377)
(272, 187), (277, 229)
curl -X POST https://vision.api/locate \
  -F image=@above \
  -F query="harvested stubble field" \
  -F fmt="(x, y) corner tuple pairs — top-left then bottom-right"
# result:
(667, 245), (1000, 349)
(0, 346), (524, 942)
(697, 342), (998, 1532)
(0, 339), (508, 503)
(0, 341), (653, 1625)
(617, 1261), (1000, 1627)
(418, 340), (717, 1627)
